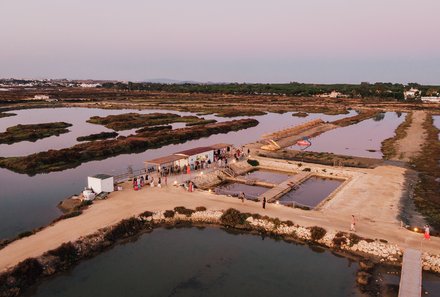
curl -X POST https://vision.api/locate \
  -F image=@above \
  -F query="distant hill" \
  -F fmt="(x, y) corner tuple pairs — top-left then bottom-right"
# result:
(143, 78), (201, 84)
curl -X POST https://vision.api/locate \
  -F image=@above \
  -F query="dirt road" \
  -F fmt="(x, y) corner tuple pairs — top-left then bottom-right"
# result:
(1, 162), (439, 273)
(394, 111), (427, 162)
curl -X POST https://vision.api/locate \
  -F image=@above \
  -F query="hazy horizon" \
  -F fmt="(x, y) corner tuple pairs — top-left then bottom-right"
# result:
(1, 0), (440, 84)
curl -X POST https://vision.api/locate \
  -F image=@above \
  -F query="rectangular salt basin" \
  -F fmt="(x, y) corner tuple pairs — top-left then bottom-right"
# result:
(279, 176), (343, 208)
(239, 169), (294, 184)
(215, 182), (270, 200)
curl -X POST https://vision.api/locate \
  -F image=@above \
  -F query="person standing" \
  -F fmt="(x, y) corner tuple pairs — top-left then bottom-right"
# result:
(239, 192), (245, 203)
(424, 225), (431, 240)
(262, 197), (266, 209)
(350, 215), (356, 232)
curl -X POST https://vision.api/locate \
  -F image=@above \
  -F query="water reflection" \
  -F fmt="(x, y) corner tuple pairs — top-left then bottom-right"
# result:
(0, 108), (353, 238)
(289, 112), (406, 158)
(29, 227), (361, 297)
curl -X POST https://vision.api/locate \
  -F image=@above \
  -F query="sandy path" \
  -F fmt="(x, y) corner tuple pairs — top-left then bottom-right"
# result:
(1, 163), (439, 273)
(394, 111), (427, 162)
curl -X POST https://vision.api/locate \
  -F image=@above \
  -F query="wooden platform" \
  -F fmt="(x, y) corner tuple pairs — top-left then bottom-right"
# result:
(259, 173), (311, 202)
(398, 248), (422, 297)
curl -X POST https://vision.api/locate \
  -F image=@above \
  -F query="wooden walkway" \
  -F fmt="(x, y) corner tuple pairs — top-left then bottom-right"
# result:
(398, 248), (422, 297)
(259, 173), (311, 202)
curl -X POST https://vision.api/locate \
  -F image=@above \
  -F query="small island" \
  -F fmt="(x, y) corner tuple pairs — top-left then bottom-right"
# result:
(0, 118), (259, 175)
(87, 113), (204, 131)
(76, 132), (119, 142)
(0, 112), (17, 118)
(292, 112), (308, 117)
(0, 122), (72, 145)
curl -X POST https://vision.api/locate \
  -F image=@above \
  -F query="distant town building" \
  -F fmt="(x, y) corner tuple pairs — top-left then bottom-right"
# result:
(318, 91), (347, 98)
(403, 88), (421, 100)
(80, 83), (101, 88)
(421, 96), (440, 103)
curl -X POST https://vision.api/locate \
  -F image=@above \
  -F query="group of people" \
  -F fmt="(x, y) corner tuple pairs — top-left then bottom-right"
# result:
(132, 174), (167, 190)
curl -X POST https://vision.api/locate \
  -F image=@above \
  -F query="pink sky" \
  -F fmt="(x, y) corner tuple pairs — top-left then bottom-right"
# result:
(1, 0), (439, 83)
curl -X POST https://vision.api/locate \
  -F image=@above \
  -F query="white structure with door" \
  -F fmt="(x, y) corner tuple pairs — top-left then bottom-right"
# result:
(87, 174), (114, 194)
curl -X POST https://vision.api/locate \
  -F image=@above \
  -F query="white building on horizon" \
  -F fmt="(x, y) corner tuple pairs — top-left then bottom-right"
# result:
(403, 88), (421, 100)
(421, 96), (440, 103)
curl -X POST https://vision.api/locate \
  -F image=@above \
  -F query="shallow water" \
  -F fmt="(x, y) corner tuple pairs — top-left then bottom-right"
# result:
(29, 227), (362, 297)
(0, 108), (352, 239)
(215, 182), (269, 199)
(289, 112), (406, 158)
(239, 169), (293, 184)
(279, 176), (343, 208)
(376, 265), (440, 296)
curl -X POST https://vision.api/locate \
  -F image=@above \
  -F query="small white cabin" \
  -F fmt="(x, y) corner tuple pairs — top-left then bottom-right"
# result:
(87, 174), (114, 194)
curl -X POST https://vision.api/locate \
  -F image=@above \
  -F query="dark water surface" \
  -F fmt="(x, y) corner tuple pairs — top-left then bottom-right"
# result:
(0, 108), (352, 239)
(215, 182), (269, 199)
(240, 169), (293, 184)
(279, 177), (343, 208)
(29, 227), (362, 297)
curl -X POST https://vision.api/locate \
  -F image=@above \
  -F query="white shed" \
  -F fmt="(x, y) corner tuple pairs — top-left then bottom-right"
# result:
(87, 174), (114, 194)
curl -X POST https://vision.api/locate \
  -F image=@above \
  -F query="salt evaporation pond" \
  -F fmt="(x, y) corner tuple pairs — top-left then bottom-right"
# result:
(279, 177), (343, 208)
(240, 169), (293, 184)
(215, 182), (269, 199)
(0, 108), (354, 239)
(290, 112), (405, 158)
(29, 227), (362, 297)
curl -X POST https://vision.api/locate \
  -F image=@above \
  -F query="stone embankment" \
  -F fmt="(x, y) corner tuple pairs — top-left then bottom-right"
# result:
(1, 208), (440, 297)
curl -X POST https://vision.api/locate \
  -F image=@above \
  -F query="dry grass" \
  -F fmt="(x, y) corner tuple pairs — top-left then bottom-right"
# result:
(411, 114), (440, 230)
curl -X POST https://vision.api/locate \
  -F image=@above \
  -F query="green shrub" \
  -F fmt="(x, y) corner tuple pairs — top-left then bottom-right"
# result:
(104, 217), (145, 241)
(247, 159), (259, 167)
(251, 213), (262, 220)
(52, 210), (83, 224)
(195, 206), (207, 212)
(349, 233), (362, 245)
(18, 231), (34, 239)
(310, 226), (327, 241)
(332, 232), (347, 246)
(139, 211), (154, 218)
(284, 220), (294, 227)
(10, 258), (44, 287)
(220, 208), (250, 227)
(47, 242), (79, 266)
(174, 206), (195, 217)
(302, 168), (311, 172)
(164, 210), (175, 218)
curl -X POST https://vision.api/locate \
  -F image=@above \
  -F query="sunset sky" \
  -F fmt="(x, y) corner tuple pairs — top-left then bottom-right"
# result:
(1, 0), (439, 83)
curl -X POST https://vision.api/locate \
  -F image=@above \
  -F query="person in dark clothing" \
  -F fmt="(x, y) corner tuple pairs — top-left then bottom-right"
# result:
(262, 197), (266, 209)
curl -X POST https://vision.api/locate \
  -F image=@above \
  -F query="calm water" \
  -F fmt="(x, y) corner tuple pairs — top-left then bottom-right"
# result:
(215, 182), (269, 199)
(240, 169), (293, 184)
(0, 108), (352, 239)
(290, 112), (406, 158)
(279, 177), (343, 208)
(376, 265), (440, 296)
(29, 227), (362, 297)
